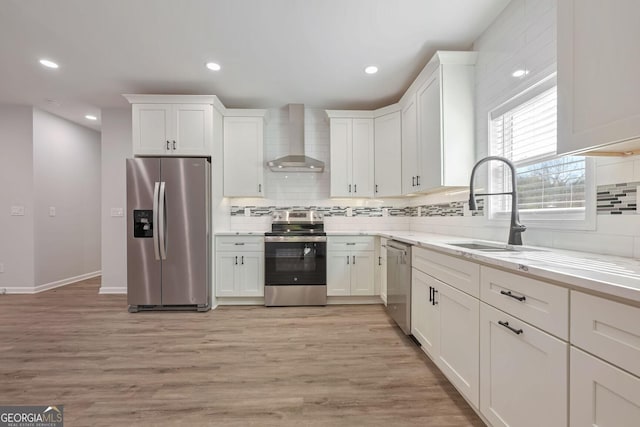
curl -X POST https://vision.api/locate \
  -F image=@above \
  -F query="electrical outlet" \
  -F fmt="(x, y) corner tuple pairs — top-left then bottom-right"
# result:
(346, 207), (353, 217)
(110, 208), (124, 217)
(382, 208), (389, 217)
(11, 206), (25, 216)
(244, 207), (251, 217)
(49, 206), (56, 217)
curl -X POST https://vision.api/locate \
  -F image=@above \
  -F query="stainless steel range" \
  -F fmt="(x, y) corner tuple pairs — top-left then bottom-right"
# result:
(264, 210), (327, 306)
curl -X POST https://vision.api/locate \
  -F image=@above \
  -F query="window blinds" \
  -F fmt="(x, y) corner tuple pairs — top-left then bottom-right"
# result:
(490, 85), (586, 215)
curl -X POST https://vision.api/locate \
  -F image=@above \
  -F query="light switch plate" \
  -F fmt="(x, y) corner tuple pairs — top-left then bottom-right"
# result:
(10, 206), (25, 216)
(0, 262), (4, 273)
(110, 208), (124, 217)
(49, 206), (56, 217)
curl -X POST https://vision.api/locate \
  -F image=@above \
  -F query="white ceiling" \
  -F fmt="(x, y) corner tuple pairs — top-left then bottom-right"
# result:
(0, 0), (510, 131)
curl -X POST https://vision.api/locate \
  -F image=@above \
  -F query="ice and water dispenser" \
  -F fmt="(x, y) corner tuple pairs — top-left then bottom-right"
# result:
(133, 210), (153, 238)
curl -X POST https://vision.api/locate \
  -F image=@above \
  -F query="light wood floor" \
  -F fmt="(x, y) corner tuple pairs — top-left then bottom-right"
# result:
(0, 277), (484, 426)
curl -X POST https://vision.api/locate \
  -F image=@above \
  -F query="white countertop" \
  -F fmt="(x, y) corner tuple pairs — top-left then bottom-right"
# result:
(376, 231), (640, 305)
(215, 230), (640, 304)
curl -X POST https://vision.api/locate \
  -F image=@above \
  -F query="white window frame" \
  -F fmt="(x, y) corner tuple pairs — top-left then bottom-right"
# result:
(486, 74), (596, 231)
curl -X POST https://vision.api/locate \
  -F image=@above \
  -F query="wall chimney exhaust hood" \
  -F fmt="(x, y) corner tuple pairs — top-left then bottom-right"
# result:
(267, 104), (325, 172)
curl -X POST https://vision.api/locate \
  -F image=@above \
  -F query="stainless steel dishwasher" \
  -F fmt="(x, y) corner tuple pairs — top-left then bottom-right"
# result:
(386, 240), (411, 334)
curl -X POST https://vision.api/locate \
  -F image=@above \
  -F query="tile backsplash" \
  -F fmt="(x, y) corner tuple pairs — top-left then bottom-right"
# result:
(597, 182), (639, 214)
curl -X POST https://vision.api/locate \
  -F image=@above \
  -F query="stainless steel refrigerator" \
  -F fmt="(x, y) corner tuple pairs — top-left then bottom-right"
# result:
(126, 157), (211, 312)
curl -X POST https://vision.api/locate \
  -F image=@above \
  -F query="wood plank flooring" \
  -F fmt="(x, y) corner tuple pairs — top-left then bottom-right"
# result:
(0, 278), (484, 426)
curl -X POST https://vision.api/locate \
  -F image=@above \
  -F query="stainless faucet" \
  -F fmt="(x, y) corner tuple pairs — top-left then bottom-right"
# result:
(468, 156), (526, 245)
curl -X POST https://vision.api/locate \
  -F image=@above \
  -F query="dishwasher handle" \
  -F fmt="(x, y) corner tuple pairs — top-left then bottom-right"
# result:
(387, 242), (409, 265)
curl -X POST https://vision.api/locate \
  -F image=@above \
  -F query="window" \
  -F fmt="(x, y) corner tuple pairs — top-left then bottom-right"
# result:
(488, 74), (592, 225)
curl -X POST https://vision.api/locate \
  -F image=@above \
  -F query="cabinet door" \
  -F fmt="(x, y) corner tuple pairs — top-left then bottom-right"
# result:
(132, 104), (172, 155)
(330, 118), (352, 197)
(216, 253), (239, 297)
(350, 251), (374, 296)
(558, 0), (640, 154)
(570, 347), (640, 427)
(480, 303), (568, 427)
(417, 71), (442, 191)
(223, 117), (264, 197)
(379, 241), (387, 304)
(401, 95), (418, 194)
(174, 104), (213, 155)
(351, 118), (374, 197)
(374, 112), (402, 197)
(411, 269), (438, 358)
(436, 281), (480, 408)
(327, 252), (351, 296)
(238, 252), (264, 297)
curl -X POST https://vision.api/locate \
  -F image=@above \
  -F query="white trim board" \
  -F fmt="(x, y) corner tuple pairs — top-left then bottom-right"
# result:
(1, 271), (101, 294)
(99, 286), (127, 295)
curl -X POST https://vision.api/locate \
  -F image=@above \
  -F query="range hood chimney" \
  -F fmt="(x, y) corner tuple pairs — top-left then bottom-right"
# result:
(267, 104), (325, 172)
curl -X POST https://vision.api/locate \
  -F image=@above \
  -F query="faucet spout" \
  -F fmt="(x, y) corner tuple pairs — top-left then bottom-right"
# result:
(468, 156), (526, 246)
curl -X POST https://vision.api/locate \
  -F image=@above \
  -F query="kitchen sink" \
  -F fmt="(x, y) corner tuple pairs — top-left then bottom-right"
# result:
(447, 242), (545, 253)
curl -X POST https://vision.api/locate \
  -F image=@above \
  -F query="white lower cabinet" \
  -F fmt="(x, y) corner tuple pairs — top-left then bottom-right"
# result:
(327, 251), (374, 296)
(215, 252), (263, 297)
(411, 268), (479, 408)
(480, 302), (568, 427)
(215, 236), (264, 297)
(570, 347), (640, 427)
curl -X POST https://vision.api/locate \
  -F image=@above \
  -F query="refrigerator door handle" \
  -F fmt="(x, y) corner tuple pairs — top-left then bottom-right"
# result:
(159, 181), (167, 260)
(152, 182), (161, 261)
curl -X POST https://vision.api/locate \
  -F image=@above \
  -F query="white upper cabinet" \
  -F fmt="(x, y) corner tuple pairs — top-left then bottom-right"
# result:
(416, 53), (476, 192)
(223, 115), (265, 197)
(374, 111), (402, 197)
(125, 95), (215, 156)
(401, 95), (418, 194)
(328, 116), (374, 197)
(558, 0), (640, 155)
(400, 52), (476, 194)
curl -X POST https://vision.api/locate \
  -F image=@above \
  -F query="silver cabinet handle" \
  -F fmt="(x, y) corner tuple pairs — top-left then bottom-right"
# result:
(354, 184), (357, 193)
(158, 181), (167, 260)
(348, 184), (352, 193)
(172, 140), (177, 150)
(416, 175), (420, 186)
(352, 255), (356, 264)
(166, 140), (170, 150)
(152, 182), (160, 261)
(241, 256), (244, 265)
(375, 184), (378, 193)
(258, 183), (262, 193)
(234, 256), (238, 265)
(234, 242), (245, 246)
(347, 255), (350, 265)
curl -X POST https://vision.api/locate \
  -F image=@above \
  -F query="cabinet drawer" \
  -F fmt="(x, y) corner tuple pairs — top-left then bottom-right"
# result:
(216, 235), (264, 252)
(412, 247), (480, 297)
(480, 267), (568, 340)
(328, 236), (374, 252)
(571, 291), (640, 377)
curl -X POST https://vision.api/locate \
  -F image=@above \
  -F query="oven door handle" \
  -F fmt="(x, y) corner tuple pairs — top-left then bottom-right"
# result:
(264, 236), (327, 243)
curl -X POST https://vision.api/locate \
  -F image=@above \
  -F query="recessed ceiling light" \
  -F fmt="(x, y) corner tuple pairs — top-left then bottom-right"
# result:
(85, 115), (97, 121)
(365, 65), (378, 74)
(39, 59), (59, 69)
(512, 69), (529, 78)
(206, 62), (221, 71)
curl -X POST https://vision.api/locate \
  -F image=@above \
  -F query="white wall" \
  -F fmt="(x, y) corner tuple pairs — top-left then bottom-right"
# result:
(33, 109), (101, 289)
(409, 0), (640, 258)
(0, 105), (35, 291)
(227, 106), (406, 232)
(99, 108), (132, 294)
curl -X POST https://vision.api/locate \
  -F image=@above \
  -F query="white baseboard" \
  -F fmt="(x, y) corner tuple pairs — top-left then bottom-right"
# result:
(34, 271), (102, 293)
(216, 297), (264, 305)
(0, 271), (102, 294)
(99, 286), (127, 294)
(327, 296), (384, 305)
